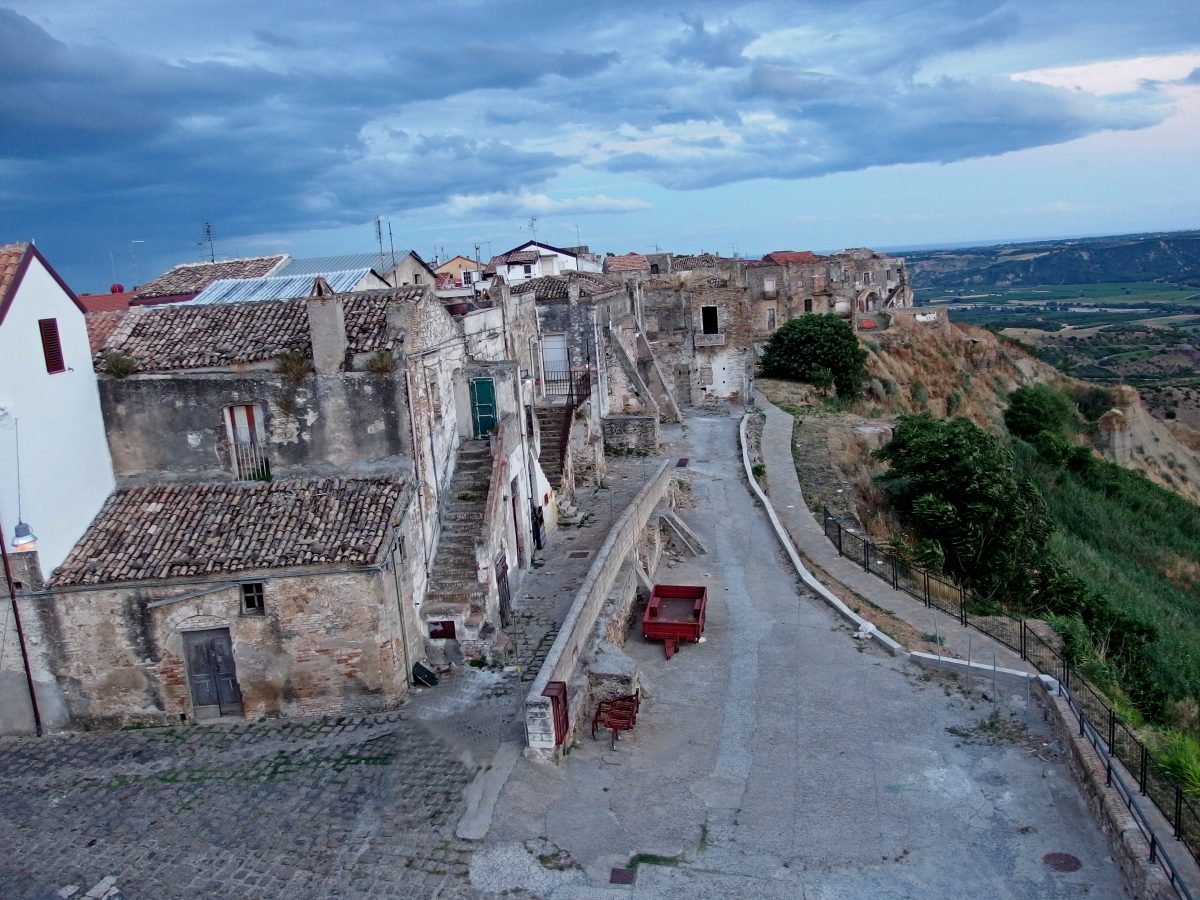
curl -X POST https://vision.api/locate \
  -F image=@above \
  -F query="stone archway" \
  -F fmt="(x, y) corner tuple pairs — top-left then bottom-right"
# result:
(857, 289), (882, 313)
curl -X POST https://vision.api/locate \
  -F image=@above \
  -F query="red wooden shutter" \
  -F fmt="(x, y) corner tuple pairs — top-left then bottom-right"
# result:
(38, 319), (65, 373)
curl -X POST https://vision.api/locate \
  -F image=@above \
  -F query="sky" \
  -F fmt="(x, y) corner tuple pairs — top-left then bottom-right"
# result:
(2, 1), (1199, 293)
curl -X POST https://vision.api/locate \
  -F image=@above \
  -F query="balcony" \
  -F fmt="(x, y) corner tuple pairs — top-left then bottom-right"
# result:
(694, 332), (726, 348)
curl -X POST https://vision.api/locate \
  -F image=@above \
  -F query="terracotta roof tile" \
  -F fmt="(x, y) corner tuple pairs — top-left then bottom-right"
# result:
(509, 272), (622, 301)
(671, 253), (733, 270)
(97, 287), (425, 372)
(86, 311), (128, 354)
(764, 250), (825, 265)
(135, 255), (287, 299)
(51, 476), (405, 587)
(0, 243), (28, 305)
(604, 252), (649, 272)
(79, 290), (135, 313)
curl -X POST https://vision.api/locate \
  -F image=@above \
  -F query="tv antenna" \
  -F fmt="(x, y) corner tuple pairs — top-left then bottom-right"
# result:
(202, 222), (215, 262)
(528, 217), (538, 243)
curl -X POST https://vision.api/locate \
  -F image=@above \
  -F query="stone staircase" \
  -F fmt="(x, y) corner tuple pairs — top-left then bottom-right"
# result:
(535, 406), (567, 488)
(422, 440), (493, 628)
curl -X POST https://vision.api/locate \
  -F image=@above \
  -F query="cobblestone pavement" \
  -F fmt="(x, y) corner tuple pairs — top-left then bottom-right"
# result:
(0, 714), (477, 899)
(0, 456), (660, 900)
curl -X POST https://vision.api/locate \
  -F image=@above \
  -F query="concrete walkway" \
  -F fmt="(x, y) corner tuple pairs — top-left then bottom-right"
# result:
(471, 414), (1124, 898)
(756, 392), (1030, 673)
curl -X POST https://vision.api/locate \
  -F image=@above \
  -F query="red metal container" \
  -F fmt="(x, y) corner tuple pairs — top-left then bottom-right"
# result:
(642, 584), (707, 659)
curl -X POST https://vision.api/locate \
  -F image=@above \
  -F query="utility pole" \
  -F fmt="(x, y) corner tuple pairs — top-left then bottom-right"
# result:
(203, 222), (215, 262)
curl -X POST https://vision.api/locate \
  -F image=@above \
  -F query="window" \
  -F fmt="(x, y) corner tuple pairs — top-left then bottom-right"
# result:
(862, 271), (872, 285)
(763, 277), (777, 297)
(701, 306), (719, 335)
(804, 297), (813, 313)
(429, 620), (456, 640)
(650, 263), (660, 275)
(766, 308), (776, 330)
(414, 272), (422, 284)
(240, 582), (265, 616)
(38, 319), (65, 374)
(523, 264), (533, 277)
(225, 404), (271, 481)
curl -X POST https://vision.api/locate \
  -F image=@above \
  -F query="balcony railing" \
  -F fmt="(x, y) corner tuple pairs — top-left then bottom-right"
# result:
(230, 439), (272, 481)
(694, 332), (726, 347)
(543, 368), (592, 399)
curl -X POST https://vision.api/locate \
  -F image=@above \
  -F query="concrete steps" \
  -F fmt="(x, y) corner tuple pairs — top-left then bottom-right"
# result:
(423, 439), (495, 624)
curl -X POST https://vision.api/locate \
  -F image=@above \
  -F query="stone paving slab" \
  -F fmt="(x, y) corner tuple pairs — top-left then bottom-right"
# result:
(0, 714), (475, 899)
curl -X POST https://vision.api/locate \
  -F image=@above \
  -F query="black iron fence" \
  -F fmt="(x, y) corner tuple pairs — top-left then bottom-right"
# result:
(822, 507), (1199, 897)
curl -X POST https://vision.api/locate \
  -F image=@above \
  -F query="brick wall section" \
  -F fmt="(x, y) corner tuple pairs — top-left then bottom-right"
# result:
(523, 460), (673, 756)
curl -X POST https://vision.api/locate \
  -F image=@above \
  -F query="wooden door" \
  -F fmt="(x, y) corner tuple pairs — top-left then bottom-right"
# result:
(183, 628), (243, 719)
(470, 377), (497, 438)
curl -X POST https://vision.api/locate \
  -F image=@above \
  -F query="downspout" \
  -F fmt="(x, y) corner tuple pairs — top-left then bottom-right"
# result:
(0, 525), (42, 736)
(389, 532), (414, 687)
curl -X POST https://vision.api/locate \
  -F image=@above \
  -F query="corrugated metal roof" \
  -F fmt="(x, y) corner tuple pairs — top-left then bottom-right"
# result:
(188, 269), (373, 305)
(275, 253), (399, 277)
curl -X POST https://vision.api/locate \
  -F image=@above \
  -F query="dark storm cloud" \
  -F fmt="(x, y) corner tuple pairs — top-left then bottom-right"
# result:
(0, 0), (1193, 288)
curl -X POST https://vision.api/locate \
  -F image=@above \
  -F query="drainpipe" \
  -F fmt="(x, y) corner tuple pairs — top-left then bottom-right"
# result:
(402, 368), (432, 576)
(0, 524), (43, 736)
(389, 532), (415, 687)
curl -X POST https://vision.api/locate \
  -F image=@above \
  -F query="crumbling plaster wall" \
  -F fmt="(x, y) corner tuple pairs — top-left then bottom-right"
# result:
(100, 371), (410, 483)
(24, 568), (406, 729)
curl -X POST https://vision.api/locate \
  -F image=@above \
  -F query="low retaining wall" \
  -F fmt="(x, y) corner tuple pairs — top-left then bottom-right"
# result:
(524, 460), (673, 756)
(738, 414), (903, 655)
(1039, 682), (1182, 899)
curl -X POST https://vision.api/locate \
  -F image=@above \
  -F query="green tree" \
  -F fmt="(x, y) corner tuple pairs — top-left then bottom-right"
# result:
(759, 315), (867, 399)
(1003, 384), (1074, 441)
(877, 414), (1053, 599)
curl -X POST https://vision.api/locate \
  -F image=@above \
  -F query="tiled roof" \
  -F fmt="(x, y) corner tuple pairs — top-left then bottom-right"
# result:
(671, 253), (732, 270)
(51, 476), (405, 587)
(97, 287), (426, 372)
(86, 311), (128, 354)
(484, 250), (539, 274)
(79, 290), (135, 313)
(135, 255), (287, 299)
(0, 243), (28, 304)
(604, 253), (649, 272)
(764, 251), (825, 265)
(509, 272), (622, 301)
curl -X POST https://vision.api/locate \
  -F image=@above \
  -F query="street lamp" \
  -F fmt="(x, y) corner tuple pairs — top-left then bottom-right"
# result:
(12, 520), (36, 549)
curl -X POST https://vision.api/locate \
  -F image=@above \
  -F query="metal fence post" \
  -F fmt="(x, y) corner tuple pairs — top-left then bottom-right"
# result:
(923, 570), (930, 607)
(836, 522), (843, 557)
(1108, 708), (1116, 754)
(959, 585), (968, 626)
(1019, 621), (1026, 661)
(862, 540), (869, 572)
(1140, 745), (1149, 795)
(1175, 787), (1183, 840)
(891, 555), (898, 590)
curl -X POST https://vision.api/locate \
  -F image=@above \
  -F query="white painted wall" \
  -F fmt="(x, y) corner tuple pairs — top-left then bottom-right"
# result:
(0, 256), (115, 579)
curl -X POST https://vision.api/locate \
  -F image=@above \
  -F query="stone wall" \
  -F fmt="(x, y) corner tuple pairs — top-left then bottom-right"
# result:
(1039, 682), (1178, 899)
(523, 460), (673, 756)
(602, 415), (660, 452)
(101, 371), (410, 483)
(24, 567), (407, 729)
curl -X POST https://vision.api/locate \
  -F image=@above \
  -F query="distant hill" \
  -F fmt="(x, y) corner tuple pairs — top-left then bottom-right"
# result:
(905, 230), (1200, 294)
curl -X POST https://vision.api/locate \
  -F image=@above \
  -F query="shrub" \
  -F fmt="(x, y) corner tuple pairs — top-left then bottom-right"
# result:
(1004, 384), (1074, 441)
(759, 315), (867, 399)
(275, 350), (311, 383)
(101, 351), (138, 377)
(366, 350), (395, 374)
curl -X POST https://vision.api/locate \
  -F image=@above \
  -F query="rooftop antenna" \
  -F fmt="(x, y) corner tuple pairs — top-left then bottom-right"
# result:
(574, 223), (581, 248)
(528, 217), (538, 244)
(109, 249), (118, 284)
(387, 219), (396, 270)
(203, 222), (215, 262)
(130, 239), (145, 286)
(375, 217), (385, 267)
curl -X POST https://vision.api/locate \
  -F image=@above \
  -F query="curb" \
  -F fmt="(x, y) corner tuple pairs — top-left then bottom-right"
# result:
(738, 413), (904, 656)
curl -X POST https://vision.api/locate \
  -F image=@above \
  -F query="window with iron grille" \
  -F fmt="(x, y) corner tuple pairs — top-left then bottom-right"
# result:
(241, 582), (265, 615)
(38, 318), (65, 373)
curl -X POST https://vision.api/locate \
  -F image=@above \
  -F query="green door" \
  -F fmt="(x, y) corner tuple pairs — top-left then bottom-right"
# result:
(470, 377), (497, 438)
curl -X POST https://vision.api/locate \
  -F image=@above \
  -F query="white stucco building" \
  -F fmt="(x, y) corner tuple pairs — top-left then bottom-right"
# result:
(0, 243), (115, 580)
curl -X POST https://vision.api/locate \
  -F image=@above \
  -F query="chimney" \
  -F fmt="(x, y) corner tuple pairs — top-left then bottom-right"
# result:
(305, 292), (347, 375)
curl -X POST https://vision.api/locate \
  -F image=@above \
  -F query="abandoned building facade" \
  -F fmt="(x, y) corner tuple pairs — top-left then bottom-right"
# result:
(2, 242), (909, 732)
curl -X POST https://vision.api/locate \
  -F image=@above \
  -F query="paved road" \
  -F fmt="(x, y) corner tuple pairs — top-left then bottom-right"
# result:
(477, 414), (1126, 898)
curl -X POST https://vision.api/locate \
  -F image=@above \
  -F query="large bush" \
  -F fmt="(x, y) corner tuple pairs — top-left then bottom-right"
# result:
(759, 315), (867, 399)
(876, 413), (1053, 599)
(1004, 384), (1074, 441)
